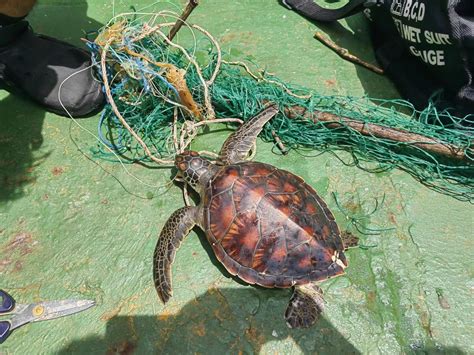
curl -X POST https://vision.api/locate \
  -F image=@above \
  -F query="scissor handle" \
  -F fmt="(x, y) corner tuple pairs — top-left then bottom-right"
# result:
(0, 320), (11, 343)
(0, 290), (15, 313)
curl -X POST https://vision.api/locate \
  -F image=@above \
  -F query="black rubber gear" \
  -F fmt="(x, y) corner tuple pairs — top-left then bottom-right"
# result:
(0, 22), (104, 117)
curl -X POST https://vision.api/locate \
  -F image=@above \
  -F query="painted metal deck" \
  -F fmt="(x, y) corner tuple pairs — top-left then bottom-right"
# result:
(1, 1), (472, 353)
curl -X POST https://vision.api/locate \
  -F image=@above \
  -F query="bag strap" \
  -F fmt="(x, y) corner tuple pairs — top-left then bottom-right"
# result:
(282, 0), (380, 22)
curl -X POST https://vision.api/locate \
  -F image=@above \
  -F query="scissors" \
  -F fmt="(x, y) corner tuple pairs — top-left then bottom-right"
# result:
(0, 289), (95, 343)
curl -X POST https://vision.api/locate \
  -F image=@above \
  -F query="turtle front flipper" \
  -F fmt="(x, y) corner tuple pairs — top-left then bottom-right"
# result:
(218, 104), (279, 165)
(153, 206), (199, 303)
(285, 283), (325, 329)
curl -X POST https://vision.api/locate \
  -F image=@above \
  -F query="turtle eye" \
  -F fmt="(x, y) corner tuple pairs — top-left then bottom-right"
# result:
(177, 162), (187, 171)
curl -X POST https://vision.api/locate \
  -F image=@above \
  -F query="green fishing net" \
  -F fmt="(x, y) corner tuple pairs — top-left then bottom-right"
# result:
(88, 14), (473, 202)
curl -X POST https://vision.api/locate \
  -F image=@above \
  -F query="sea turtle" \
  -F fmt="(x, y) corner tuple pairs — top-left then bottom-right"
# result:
(153, 104), (357, 328)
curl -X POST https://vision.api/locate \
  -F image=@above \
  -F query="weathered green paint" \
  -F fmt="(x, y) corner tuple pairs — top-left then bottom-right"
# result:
(1, 0), (472, 354)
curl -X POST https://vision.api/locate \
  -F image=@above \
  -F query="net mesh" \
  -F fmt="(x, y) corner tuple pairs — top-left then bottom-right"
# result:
(87, 11), (474, 202)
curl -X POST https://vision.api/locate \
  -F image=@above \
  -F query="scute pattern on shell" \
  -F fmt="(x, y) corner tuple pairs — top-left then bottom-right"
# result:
(204, 162), (346, 288)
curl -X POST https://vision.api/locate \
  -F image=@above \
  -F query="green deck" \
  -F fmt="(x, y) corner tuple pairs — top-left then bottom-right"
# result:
(1, 1), (472, 354)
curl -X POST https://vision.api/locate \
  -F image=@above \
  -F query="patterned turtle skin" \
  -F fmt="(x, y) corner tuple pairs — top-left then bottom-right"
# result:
(154, 105), (355, 329)
(203, 161), (346, 288)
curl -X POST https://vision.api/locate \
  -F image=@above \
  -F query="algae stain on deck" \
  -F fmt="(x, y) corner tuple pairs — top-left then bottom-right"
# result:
(1, 232), (39, 273)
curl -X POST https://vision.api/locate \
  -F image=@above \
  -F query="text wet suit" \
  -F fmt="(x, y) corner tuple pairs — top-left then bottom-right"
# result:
(282, 0), (474, 123)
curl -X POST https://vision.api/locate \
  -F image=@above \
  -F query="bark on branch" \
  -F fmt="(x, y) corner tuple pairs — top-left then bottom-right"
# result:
(283, 105), (472, 161)
(168, 0), (199, 41)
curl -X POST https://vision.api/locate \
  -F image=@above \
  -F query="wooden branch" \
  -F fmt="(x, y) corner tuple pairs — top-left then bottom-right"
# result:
(167, 0), (199, 42)
(314, 32), (384, 75)
(283, 105), (472, 161)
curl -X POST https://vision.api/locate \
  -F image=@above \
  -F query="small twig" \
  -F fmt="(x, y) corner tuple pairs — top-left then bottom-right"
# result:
(314, 32), (384, 75)
(168, 0), (199, 42)
(272, 130), (288, 155)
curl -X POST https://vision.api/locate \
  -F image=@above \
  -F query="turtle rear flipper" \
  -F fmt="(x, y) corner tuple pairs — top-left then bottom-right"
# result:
(218, 104), (278, 165)
(153, 206), (198, 303)
(285, 283), (324, 329)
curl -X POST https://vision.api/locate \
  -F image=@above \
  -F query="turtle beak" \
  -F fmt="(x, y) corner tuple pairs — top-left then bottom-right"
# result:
(173, 166), (185, 182)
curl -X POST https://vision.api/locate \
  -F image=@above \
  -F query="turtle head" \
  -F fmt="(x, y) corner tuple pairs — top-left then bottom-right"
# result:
(175, 151), (214, 189)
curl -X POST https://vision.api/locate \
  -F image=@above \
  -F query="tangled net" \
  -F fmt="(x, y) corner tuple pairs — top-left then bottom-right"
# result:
(87, 8), (474, 202)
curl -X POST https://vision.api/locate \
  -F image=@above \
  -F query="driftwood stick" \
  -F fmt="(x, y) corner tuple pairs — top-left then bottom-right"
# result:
(168, 0), (199, 41)
(283, 105), (472, 161)
(314, 32), (384, 75)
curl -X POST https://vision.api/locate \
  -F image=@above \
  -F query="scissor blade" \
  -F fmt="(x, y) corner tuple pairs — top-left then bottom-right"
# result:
(10, 300), (95, 330)
(33, 299), (95, 322)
